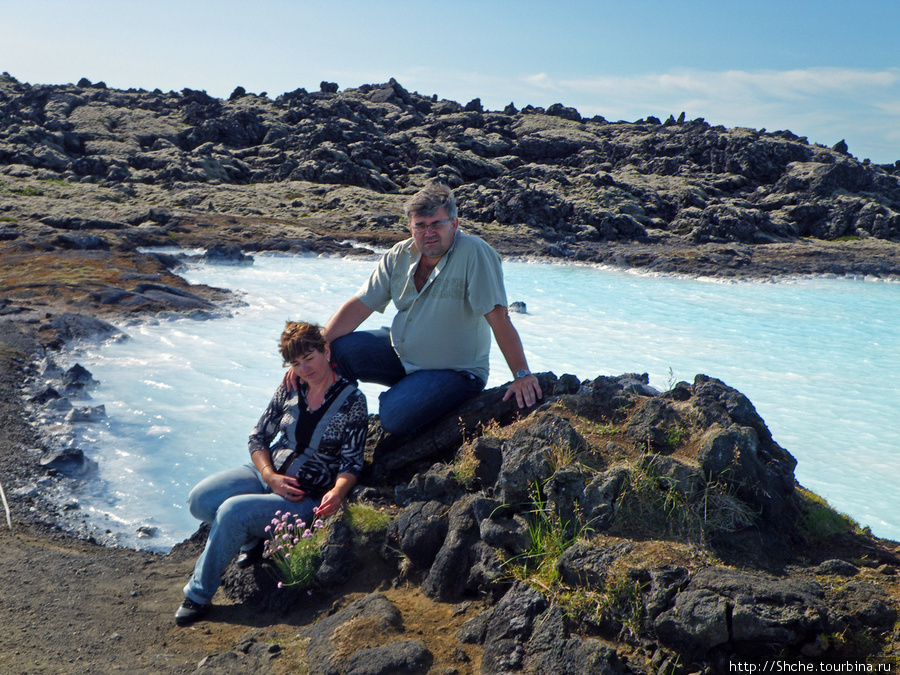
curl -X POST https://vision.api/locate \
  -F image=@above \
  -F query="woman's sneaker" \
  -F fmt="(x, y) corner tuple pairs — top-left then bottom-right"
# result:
(236, 540), (264, 569)
(175, 597), (210, 626)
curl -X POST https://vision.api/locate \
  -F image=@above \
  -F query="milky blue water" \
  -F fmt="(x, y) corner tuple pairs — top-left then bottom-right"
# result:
(60, 251), (900, 550)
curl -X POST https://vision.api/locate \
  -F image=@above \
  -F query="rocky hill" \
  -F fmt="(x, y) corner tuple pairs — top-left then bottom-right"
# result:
(2, 71), (900, 283)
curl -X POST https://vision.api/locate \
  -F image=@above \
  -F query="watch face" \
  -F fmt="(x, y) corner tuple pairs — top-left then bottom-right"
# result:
(515, 369), (530, 379)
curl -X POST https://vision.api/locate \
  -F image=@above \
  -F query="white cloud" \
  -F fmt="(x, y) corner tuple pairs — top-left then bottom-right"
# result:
(522, 73), (562, 93)
(555, 67), (900, 106)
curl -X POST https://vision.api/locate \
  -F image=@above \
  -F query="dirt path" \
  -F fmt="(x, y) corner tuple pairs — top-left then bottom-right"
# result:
(0, 525), (483, 674)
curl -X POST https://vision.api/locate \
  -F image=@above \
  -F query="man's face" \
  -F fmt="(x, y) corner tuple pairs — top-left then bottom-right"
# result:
(410, 207), (458, 261)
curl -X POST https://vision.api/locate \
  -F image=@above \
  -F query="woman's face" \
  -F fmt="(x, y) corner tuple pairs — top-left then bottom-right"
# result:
(289, 346), (331, 385)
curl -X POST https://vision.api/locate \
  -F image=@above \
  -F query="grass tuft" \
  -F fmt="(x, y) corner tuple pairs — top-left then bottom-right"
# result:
(611, 457), (757, 544)
(796, 487), (861, 542)
(345, 502), (392, 535)
(560, 563), (647, 638)
(451, 442), (479, 487)
(503, 483), (591, 590)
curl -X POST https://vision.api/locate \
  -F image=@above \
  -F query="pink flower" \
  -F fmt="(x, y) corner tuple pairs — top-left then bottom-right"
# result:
(275, 510), (282, 517)
(264, 525), (271, 533)
(313, 519), (325, 529)
(302, 529), (313, 539)
(277, 581), (283, 589)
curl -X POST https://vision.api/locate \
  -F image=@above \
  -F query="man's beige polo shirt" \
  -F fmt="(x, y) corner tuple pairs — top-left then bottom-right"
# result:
(355, 229), (507, 383)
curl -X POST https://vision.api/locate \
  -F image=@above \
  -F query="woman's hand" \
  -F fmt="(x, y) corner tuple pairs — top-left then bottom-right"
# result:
(264, 471), (306, 502)
(314, 488), (343, 518)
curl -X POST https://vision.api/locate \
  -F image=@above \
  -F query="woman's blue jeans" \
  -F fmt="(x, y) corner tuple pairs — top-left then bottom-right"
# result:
(330, 328), (485, 435)
(182, 464), (319, 605)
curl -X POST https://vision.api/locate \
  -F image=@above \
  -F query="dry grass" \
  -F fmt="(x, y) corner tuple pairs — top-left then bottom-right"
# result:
(609, 457), (758, 544)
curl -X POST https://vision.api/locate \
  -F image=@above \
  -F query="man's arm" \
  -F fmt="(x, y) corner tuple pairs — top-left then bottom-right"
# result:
(284, 297), (375, 392)
(323, 297), (374, 342)
(484, 305), (542, 408)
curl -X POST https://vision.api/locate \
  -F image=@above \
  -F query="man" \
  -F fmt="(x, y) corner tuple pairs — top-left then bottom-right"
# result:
(323, 181), (542, 435)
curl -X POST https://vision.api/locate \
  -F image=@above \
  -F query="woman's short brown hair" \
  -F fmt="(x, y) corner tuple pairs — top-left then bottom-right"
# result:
(279, 321), (327, 365)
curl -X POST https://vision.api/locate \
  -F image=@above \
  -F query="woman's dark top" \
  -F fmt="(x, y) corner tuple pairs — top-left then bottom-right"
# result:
(248, 377), (367, 495)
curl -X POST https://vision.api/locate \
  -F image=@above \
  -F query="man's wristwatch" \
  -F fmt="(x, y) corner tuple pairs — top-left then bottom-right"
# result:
(515, 369), (531, 379)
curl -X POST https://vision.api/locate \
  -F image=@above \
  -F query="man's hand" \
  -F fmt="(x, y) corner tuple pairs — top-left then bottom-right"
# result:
(281, 368), (300, 393)
(503, 373), (542, 409)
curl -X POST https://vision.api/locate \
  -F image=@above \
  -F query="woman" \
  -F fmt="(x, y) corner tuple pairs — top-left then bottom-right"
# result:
(175, 321), (367, 626)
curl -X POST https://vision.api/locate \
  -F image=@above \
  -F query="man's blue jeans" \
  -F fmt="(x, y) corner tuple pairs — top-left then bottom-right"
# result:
(183, 464), (319, 605)
(330, 328), (485, 435)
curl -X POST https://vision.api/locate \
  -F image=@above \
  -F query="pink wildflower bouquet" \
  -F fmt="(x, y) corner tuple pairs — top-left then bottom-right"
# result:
(262, 510), (327, 590)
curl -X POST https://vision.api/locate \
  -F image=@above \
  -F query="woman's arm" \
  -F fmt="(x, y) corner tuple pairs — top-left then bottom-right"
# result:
(251, 448), (307, 501)
(315, 391), (368, 518)
(249, 385), (307, 501)
(314, 472), (358, 518)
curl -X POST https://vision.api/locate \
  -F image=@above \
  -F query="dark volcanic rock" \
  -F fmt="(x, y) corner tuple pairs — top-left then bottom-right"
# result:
(3, 71), (900, 276)
(39, 447), (97, 476)
(301, 593), (433, 675)
(653, 567), (828, 660)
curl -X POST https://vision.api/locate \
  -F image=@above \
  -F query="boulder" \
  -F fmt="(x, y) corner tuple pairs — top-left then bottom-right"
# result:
(39, 313), (122, 344)
(420, 495), (485, 601)
(64, 405), (106, 423)
(39, 448), (97, 476)
(300, 593), (433, 675)
(653, 567), (828, 659)
(201, 244), (253, 265)
(385, 500), (449, 570)
(580, 466), (628, 532)
(493, 428), (555, 507)
(524, 605), (626, 675)
(556, 540), (634, 588)
(314, 518), (358, 587)
(479, 583), (548, 673)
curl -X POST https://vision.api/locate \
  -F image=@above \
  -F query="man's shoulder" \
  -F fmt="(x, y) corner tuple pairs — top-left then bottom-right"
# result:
(371, 238), (414, 273)
(381, 237), (416, 262)
(388, 237), (415, 253)
(454, 229), (498, 256)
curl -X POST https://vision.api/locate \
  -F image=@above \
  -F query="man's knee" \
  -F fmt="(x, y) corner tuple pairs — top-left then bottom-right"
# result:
(378, 406), (416, 436)
(329, 332), (371, 382)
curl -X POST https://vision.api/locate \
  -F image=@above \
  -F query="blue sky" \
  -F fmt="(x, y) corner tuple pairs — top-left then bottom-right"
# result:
(4, 0), (899, 163)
